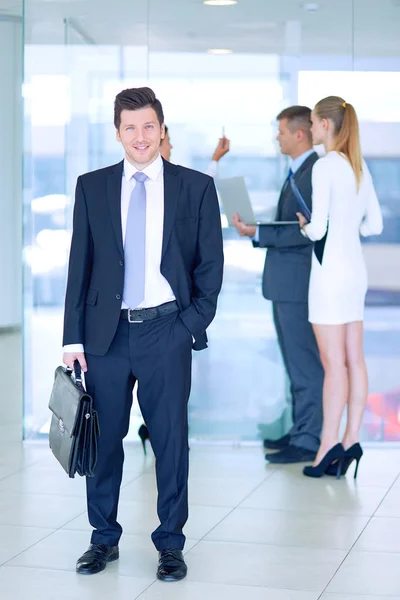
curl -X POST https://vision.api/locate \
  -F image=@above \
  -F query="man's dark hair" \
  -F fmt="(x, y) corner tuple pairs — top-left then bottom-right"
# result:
(276, 105), (312, 142)
(114, 87), (164, 129)
(164, 125), (169, 134)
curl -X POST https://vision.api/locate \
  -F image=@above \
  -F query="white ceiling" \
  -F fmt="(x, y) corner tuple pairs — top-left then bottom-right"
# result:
(1, 0), (400, 57)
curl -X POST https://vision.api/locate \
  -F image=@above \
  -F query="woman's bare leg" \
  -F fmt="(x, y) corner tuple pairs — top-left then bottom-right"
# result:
(313, 323), (348, 465)
(342, 321), (368, 449)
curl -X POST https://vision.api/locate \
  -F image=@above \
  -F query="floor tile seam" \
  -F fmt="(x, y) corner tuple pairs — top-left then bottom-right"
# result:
(0, 527), (59, 568)
(138, 572), (323, 593)
(315, 495), (382, 598)
(190, 500), (259, 510)
(228, 505), (380, 518)
(0, 518), (85, 530)
(0, 473), (146, 496)
(0, 466), (30, 482)
(128, 469), (271, 479)
(66, 500), (238, 511)
(0, 454), (58, 478)
(233, 469), (284, 512)
(0, 506), (92, 568)
(191, 536), (358, 552)
(0, 523), (59, 532)
(1, 562), (158, 583)
(133, 578), (159, 599)
(1, 562), (82, 574)
(0, 490), (86, 500)
(120, 471), (152, 489)
(120, 477), (276, 509)
(176, 508), (237, 560)
(255, 476), (394, 489)
(341, 548), (400, 558)
(176, 489), (253, 562)
(187, 475), (272, 484)
(134, 580), (320, 599)
(0, 489), (86, 498)
(369, 471), (400, 520)
(369, 514), (400, 521)
(181, 471), (283, 551)
(319, 593), (400, 599)
(243, 467), (399, 489)
(56, 528), (200, 543)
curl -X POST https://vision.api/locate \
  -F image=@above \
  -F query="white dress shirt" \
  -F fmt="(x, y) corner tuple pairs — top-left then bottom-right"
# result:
(64, 153), (175, 353)
(205, 160), (218, 179)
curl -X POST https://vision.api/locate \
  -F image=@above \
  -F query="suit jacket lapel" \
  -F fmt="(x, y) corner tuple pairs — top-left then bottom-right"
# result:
(107, 161), (124, 257)
(275, 176), (289, 219)
(162, 158), (181, 259)
(293, 151), (318, 183)
(275, 152), (318, 218)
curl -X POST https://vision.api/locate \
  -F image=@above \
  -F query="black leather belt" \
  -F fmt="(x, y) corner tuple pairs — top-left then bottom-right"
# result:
(120, 300), (179, 323)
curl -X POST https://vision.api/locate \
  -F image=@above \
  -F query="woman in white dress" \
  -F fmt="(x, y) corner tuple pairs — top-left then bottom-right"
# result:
(297, 96), (383, 478)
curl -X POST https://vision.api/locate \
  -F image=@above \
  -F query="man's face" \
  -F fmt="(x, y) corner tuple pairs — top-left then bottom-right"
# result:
(276, 118), (298, 156)
(116, 107), (164, 168)
(160, 131), (173, 161)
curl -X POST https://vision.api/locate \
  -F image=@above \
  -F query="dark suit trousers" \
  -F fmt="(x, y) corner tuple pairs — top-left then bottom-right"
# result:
(272, 302), (323, 452)
(84, 311), (192, 550)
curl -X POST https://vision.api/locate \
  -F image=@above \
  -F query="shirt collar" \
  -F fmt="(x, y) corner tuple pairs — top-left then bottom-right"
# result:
(290, 149), (315, 174)
(123, 153), (163, 182)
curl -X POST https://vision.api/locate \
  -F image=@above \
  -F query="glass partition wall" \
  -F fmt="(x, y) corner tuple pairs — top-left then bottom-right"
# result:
(22, 0), (400, 442)
(0, 8), (23, 443)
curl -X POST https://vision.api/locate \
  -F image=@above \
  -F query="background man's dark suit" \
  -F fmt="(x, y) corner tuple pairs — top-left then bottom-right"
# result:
(254, 152), (323, 453)
(63, 158), (224, 550)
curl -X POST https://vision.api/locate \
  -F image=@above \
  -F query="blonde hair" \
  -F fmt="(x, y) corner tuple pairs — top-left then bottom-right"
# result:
(315, 96), (363, 190)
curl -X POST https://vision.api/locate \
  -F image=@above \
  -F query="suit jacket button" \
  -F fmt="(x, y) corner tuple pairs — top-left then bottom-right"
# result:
(119, 261), (124, 266)
(116, 294), (121, 300)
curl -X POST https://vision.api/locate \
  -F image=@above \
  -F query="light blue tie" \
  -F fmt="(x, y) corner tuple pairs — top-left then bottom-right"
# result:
(123, 172), (148, 308)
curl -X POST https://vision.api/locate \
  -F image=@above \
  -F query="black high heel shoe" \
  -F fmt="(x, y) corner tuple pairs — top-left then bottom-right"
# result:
(303, 443), (345, 479)
(325, 443), (363, 479)
(138, 424), (150, 455)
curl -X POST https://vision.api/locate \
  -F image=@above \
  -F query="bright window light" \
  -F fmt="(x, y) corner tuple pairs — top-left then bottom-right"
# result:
(203, 1), (238, 6)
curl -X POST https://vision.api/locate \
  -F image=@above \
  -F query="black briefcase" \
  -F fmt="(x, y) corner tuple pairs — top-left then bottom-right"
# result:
(48, 361), (99, 478)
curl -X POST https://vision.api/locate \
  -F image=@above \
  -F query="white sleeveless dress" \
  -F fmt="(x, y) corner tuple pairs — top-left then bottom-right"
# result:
(304, 151), (383, 325)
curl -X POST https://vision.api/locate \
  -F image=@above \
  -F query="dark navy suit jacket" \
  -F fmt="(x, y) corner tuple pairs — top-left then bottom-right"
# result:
(254, 152), (318, 303)
(63, 158), (224, 355)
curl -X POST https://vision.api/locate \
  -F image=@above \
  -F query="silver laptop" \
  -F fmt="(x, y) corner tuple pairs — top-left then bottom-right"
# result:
(216, 176), (297, 226)
(216, 177), (256, 226)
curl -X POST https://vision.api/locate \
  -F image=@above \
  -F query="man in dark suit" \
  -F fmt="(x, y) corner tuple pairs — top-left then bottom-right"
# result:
(233, 106), (323, 464)
(62, 87), (224, 580)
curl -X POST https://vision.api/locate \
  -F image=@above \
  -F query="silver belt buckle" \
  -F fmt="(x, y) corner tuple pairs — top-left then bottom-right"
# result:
(127, 309), (143, 323)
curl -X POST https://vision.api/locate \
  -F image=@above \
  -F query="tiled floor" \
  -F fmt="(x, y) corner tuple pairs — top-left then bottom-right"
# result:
(1, 443), (400, 599)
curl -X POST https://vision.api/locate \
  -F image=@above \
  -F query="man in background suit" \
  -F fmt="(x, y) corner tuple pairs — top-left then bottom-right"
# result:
(62, 87), (224, 579)
(233, 106), (323, 464)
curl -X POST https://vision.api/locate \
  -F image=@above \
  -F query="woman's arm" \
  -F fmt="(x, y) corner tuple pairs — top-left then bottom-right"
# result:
(301, 159), (330, 242)
(360, 166), (383, 237)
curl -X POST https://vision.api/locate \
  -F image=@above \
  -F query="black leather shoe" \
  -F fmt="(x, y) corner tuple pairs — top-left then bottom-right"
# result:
(263, 434), (290, 450)
(157, 549), (187, 582)
(76, 544), (119, 575)
(265, 445), (316, 464)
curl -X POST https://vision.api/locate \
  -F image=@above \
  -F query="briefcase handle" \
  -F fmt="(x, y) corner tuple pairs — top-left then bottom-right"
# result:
(66, 360), (85, 390)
